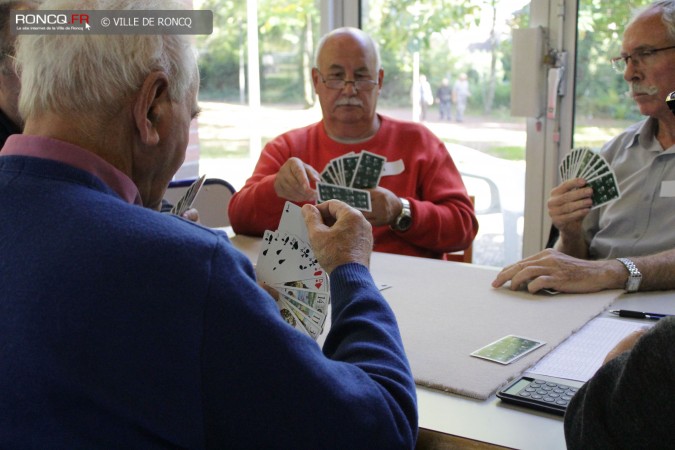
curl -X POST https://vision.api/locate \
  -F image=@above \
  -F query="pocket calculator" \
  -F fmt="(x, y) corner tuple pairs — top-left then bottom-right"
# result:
(496, 376), (580, 416)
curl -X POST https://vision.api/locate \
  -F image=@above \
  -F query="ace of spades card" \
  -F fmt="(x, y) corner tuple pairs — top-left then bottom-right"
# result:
(559, 147), (621, 209)
(256, 202), (330, 340)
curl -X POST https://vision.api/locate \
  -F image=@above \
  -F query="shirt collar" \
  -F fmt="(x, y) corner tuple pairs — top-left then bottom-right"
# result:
(0, 134), (143, 205)
(634, 117), (670, 153)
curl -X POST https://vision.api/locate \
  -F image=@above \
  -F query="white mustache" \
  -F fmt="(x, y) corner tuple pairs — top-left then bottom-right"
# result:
(629, 83), (659, 96)
(335, 97), (363, 107)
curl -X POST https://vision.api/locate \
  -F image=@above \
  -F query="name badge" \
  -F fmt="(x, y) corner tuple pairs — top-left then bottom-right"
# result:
(381, 159), (405, 177)
(661, 180), (675, 197)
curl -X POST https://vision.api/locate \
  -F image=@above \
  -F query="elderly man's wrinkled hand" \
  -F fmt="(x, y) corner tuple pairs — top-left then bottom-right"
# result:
(301, 200), (373, 274)
(491, 249), (624, 294)
(274, 157), (320, 203)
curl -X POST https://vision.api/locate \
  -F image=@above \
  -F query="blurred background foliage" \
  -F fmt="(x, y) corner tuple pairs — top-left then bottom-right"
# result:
(195, 0), (651, 121)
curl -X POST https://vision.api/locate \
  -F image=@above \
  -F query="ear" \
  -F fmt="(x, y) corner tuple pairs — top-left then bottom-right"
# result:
(311, 67), (321, 91)
(133, 71), (170, 146)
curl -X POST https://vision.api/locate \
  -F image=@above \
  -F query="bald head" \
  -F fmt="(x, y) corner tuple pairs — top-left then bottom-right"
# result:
(315, 27), (380, 72)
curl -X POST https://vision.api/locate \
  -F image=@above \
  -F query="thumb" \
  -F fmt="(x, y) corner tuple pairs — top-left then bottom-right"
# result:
(301, 203), (323, 232)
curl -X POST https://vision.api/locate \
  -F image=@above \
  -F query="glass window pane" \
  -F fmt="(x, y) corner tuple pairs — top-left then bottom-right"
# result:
(572, 0), (652, 150)
(361, 0), (530, 266)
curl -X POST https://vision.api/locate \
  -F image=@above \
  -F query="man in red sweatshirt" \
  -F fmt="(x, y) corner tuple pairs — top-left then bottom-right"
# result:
(229, 27), (477, 260)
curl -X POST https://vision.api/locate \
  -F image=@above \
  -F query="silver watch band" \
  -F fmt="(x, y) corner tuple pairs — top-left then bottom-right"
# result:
(616, 257), (642, 293)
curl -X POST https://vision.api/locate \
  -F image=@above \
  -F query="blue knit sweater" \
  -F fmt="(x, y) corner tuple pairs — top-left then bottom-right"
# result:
(0, 154), (417, 449)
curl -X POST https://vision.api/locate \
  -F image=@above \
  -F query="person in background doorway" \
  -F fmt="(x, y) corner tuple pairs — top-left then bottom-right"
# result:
(436, 77), (452, 121)
(452, 73), (470, 122)
(418, 73), (433, 121)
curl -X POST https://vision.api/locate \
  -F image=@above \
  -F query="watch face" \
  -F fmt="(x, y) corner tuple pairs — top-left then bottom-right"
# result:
(396, 215), (412, 231)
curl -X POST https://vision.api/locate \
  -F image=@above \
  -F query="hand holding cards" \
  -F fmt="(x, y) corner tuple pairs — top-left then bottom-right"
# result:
(256, 202), (330, 340)
(559, 147), (620, 208)
(317, 150), (387, 211)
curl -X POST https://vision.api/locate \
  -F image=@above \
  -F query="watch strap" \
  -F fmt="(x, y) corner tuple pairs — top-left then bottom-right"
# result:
(616, 257), (642, 293)
(391, 198), (412, 232)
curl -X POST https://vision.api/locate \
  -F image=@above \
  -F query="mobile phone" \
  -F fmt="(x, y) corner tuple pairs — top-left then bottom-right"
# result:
(496, 376), (580, 416)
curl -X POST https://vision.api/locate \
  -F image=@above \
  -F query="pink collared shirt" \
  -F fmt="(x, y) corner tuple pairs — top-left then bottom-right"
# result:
(1, 134), (143, 205)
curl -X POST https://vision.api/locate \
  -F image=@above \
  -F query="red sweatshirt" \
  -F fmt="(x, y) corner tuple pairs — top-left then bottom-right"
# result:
(229, 114), (478, 259)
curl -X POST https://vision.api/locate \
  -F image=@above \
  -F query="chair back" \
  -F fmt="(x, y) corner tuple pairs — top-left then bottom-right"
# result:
(165, 178), (235, 228)
(446, 195), (475, 263)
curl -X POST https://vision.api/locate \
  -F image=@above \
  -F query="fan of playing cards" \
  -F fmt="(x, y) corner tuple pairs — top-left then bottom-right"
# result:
(316, 150), (386, 211)
(559, 147), (621, 209)
(256, 202), (330, 340)
(170, 174), (206, 216)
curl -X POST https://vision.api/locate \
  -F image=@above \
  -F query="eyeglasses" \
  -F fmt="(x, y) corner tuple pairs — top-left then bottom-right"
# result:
(610, 45), (675, 72)
(315, 69), (378, 91)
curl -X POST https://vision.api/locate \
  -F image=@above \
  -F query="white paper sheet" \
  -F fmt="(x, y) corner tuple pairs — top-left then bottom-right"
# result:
(528, 317), (652, 382)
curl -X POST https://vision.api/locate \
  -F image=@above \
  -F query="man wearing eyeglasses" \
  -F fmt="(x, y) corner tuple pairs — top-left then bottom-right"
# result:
(229, 27), (478, 260)
(493, 0), (675, 294)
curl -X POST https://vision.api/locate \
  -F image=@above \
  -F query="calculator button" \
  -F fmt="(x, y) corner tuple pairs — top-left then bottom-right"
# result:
(556, 399), (569, 406)
(553, 388), (565, 393)
(543, 396), (555, 403)
(519, 391), (531, 397)
(531, 393), (543, 399)
(561, 395), (572, 401)
(548, 392), (560, 398)
(525, 387), (536, 392)
(545, 382), (557, 387)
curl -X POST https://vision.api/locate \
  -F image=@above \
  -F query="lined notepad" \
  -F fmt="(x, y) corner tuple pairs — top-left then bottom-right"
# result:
(528, 317), (652, 382)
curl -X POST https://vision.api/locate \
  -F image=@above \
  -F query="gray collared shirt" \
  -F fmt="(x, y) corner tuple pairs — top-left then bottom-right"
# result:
(583, 117), (675, 259)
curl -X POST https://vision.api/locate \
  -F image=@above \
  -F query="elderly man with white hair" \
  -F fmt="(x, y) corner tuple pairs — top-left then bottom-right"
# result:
(0, 1), (417, 448)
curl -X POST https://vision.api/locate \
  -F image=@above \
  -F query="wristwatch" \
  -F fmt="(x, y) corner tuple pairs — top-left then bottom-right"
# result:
(391, 198), (412, 232)
(616, 257), (642, 293)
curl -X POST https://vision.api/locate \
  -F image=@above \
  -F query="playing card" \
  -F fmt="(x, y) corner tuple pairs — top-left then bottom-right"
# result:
(471, 335), (545, 365)
(170, 174), (206, 216)
(257, 204), (330, 340)
(256, 230), (287, 284)
(273, 295), (313, 338)
(316, 182), (372, 211)
(341, 154), (360, 187)
(559, 147), (620, 209)
(279, 296), (322, 339)
(273, 275), (329, 293)
(587, 171), (621, 208)
(279, 291), (326, 328)
(278, 202), (309, 244)
(275, 285), (329, 314)
(320, 168), (336, 185)
(351, 151), (386, 188)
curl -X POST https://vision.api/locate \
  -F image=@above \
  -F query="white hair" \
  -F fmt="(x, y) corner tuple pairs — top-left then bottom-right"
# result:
(16, 0), (197, 120)
(314, 27), (381, 72)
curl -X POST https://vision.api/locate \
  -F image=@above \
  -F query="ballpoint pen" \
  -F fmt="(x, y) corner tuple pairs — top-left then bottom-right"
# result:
(609, 309), (673, 320)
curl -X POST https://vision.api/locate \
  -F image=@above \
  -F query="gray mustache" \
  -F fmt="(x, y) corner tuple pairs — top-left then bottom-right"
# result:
(335, 98), (363, 106)
(629, 83), (659, 95)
